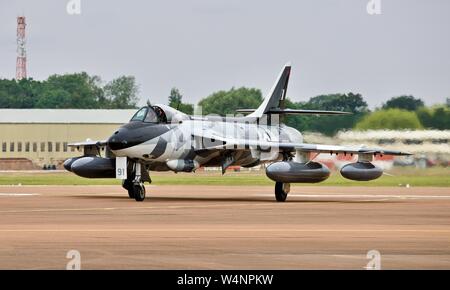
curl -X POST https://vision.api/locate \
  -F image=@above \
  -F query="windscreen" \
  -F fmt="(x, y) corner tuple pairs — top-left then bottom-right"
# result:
(130, 107), (148, 122)
(130, 107), (160, 123)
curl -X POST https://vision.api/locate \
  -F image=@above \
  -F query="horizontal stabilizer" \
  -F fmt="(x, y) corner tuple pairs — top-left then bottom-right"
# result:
(236, 108), (351, 115)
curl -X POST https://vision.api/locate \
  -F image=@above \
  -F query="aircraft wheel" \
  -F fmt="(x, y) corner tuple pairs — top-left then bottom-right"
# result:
(122, 179), (135, 198)
(275, 182), (290, 202)
(133, 183), (146, 202)
(127, 188), (135, 199)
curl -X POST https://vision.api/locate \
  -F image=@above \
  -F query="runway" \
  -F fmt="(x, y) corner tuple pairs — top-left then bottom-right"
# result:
(0, 185), (450, 269)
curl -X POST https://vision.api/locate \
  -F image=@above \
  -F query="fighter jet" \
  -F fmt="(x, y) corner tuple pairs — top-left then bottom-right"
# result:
(64, 64), (411, 202)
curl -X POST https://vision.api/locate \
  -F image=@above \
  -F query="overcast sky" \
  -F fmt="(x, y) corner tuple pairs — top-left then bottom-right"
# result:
(1, 0), (449, 108)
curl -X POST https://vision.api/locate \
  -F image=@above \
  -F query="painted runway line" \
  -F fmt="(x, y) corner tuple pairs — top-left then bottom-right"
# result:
(0, 203), (272, 214)
(0, 228), (449, 233)
(268, 194), (450, 199)
(0, 193), (40, 197)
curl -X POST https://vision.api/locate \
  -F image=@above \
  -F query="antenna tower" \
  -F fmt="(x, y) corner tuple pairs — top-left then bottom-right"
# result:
(16, 16), (27, 80)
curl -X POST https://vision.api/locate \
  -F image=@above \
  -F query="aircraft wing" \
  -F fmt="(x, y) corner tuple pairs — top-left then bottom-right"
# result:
(68, 140), (108, 156)
(197, 137), (412, 156)
(68, 140), (107, 147)
(281, 142), (411, 156)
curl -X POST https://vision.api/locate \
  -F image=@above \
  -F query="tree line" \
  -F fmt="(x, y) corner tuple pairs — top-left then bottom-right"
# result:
(0, 73), (139, 109)
(0, 73), (448, 135)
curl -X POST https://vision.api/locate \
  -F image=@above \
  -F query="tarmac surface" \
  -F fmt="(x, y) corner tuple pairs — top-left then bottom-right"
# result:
(0, 185), (450, 269)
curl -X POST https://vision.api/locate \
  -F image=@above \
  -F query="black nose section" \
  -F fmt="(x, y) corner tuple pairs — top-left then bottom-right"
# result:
(107, 129), (133, 151)
(107, 122), (171, 151)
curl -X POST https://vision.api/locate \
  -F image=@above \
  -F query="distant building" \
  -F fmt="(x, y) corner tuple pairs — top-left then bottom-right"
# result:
(335, 130), (450, 154)
(304, 130), (450, 169)
(0, 109), (136, 169)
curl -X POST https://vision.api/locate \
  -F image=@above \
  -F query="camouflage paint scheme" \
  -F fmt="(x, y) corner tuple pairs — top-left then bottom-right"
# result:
(65, 64), (412, 201)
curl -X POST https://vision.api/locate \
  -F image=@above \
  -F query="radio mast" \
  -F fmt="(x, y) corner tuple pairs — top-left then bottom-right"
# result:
(16, 16), (27, 80)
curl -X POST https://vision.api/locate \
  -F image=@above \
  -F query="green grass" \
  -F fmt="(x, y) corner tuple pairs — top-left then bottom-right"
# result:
(0, 167), (448, 187)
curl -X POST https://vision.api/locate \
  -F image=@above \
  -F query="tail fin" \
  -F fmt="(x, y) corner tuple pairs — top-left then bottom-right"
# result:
(238, 64), (351, 117)
(248, 63), (291, 118)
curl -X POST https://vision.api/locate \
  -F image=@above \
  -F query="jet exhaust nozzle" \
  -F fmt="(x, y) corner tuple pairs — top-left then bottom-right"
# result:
(70, 156), (116, 178)
(266, 161), (330, 183)
(340, 162), (383, 181)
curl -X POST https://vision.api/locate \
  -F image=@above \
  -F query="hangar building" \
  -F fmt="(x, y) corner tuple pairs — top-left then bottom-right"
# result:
(0, 109), (136, 169)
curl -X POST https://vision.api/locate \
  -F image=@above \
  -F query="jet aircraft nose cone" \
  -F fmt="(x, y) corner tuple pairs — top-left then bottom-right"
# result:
(107, 129), (130, 151)
(107, 122), (171, 151)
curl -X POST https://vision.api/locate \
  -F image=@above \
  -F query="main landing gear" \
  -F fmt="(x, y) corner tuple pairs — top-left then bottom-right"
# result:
(275, 182), (290, 202)
(122, 162), (147, 202)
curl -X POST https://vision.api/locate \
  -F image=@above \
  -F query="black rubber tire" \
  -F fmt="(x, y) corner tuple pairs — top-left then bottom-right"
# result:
(275, 182), (289, 202)
(122, 179), (135, 198)
(127, 188), (135, 199)
(133, 184), (146, 202)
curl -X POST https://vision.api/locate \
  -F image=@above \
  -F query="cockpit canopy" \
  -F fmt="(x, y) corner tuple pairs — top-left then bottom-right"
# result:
(130, 104), (190, 124)
(130, 106), (168, 124)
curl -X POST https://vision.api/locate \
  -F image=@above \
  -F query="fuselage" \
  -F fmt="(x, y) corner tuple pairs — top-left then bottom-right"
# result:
(107, 108), (303, 171)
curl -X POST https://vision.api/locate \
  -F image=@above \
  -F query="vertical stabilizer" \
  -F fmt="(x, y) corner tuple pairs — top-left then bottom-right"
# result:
(248, 63), (291, 118)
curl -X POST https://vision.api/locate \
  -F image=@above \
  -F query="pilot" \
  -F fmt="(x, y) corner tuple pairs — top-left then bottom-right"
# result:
(153, 106), (167, 123)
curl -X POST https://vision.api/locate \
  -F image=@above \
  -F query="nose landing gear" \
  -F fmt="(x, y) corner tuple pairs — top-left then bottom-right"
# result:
(122, 179), (146, 201)
(132, 183), (146, 201)
(122, 162), (150, 202)
(122, 179), (135, 199)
